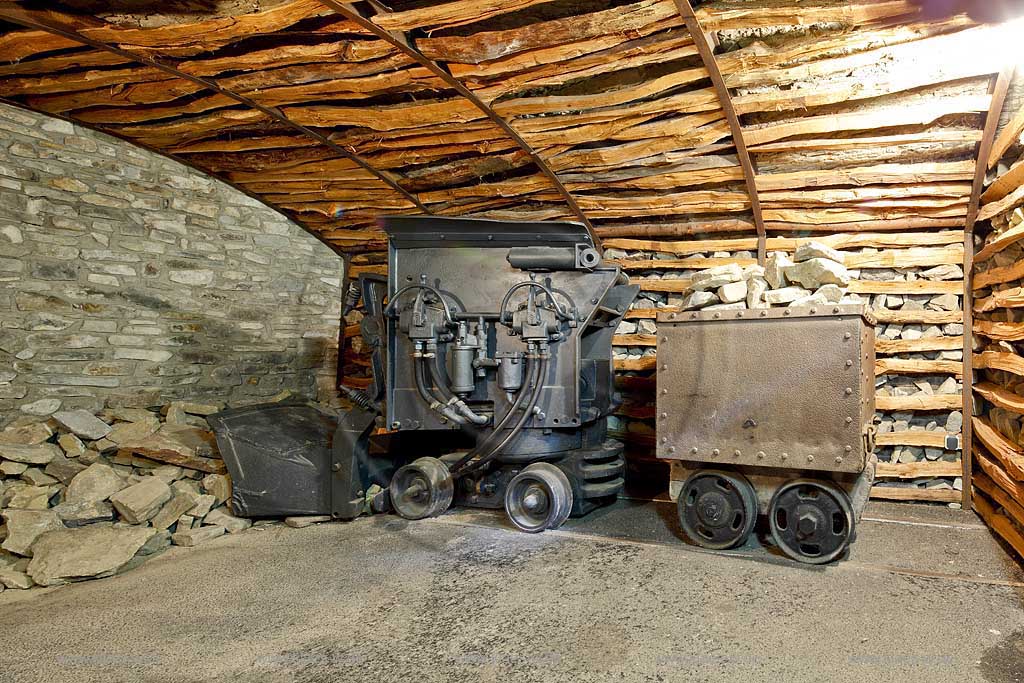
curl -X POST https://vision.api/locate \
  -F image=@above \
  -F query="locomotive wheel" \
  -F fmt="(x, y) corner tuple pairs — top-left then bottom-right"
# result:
(504, 463), (573, 533)
(768, 480), (854, 564)
(677, 470), (758, 550)
(389, 457), (454, 520)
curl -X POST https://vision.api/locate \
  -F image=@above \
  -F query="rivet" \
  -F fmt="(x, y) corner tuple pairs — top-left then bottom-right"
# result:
(810, 308), (817, 314)
(833, 307), (840, 314)
(845, 387), (853, 395)
(661, 437), (668, 444)
(660, 412), (668, 419)
(712, 448), (720, 456)
(760, 311), (768, 317)
(669, 313), (677, 319)
(807, 454), (815, 462)
(661, 388), (668, 395)
(662, 364), (668, 370)
(846, 360), (853, 367)
(662, 336), (668, 342)
(844, 332), (852, 340)
(845, 445), (852, 453)
(691, 313), (698, 319)
(784, 310), (791, 316)
(845, 417), (853, 424)
(690, 446), (698, 454)
(713, 313), (721, 319)
(757, 451), (765, 459)
(734, 449), (741, 457)
(669, 446), (677, 453)
(781, 452), (789, 460)
(835, 457), (843, 464)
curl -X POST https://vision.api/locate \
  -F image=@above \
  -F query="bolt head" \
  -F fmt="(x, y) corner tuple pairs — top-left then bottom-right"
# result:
(669, 446), (677, 453)
(797, 514), (818, 536)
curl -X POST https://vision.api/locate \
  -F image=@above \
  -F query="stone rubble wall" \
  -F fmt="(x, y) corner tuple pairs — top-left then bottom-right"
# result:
(605, 234), (966, 504)
(0, 103), (343, 428)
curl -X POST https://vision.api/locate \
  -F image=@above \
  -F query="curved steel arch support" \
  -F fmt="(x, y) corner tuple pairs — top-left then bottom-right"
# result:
(0, 4), (429, 215)
(672, 0), (766, 264)
(319, 0), (599, 248)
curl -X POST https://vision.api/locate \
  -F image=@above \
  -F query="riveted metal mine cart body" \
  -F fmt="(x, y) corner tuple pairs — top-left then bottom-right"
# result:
(656, 305), (877, 563)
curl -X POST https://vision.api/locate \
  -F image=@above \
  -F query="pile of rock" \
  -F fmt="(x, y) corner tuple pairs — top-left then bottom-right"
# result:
(0, 403), (253, 592)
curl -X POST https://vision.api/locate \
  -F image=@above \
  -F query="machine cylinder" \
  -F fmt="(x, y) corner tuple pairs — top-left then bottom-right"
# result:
(507, 246), (578, 271)
(496, 351), (525, 392)
(451, 346), (477, 394)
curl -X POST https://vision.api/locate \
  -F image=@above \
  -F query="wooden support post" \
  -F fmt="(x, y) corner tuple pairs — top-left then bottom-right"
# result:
(672, 0), (766, 264)
(963, 65), (1015, 508)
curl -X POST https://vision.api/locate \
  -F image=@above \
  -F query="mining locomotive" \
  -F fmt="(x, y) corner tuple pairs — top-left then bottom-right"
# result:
(211, 217), (639, 533)
(209, 217), (878, 564)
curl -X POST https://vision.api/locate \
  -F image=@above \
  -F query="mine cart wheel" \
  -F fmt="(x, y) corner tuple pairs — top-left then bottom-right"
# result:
(768, 480), (855, 565)
(677, 470), (758, 550)
(389, 457), (454, 520)
(504, 463), (574, 533)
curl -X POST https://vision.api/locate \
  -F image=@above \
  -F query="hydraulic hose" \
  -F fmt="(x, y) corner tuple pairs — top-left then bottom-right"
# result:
(427, 354), (489, 425)
(448, 355), (537, 473)
(414, 355), (466, 425)
(452, 355), (548, 476)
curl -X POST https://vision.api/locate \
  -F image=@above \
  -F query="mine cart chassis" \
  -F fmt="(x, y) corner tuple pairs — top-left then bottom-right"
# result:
(655, 305), (878, 564)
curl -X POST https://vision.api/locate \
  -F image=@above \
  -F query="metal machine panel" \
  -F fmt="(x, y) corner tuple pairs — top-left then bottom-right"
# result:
(655, 305), (875, 475)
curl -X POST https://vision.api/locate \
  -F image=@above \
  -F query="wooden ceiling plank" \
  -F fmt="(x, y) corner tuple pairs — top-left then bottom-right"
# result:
(0, 4), (428, 214)
(316, 0), (598, 243)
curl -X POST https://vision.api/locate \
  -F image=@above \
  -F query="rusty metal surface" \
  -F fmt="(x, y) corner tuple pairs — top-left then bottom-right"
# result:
(656, 305), (875, 475)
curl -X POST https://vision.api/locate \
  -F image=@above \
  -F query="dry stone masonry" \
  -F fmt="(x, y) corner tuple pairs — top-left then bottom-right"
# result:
(0, 103), (343, 427)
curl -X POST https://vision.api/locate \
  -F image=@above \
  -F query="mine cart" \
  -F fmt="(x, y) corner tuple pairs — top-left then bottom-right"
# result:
(655, 305), (878, 564)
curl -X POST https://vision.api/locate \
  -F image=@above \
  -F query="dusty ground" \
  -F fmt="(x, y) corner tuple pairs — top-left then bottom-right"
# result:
(1, 500), (1023, 683)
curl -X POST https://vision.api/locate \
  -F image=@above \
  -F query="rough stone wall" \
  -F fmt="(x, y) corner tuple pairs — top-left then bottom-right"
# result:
(0, 104), (342, 427)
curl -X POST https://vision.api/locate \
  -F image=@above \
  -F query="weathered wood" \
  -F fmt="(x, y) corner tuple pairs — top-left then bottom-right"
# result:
(755, 162), (975, 191)
(875, 359), (962, 377)
(981, 158), (1024, 205)
(988, 102), (1024, 169)
(872, 310), (963, 325)
(975, 471), (1024, 533)
(973, 417), (1024, 480)
(0, 29), (83, 62)
(871, 487), (960, 502)
(974, 320), (1024, 342)
(975, 381), (1024, 416)
(974, 287), (1024, 313)
(875, 336), (963, 355)
(876, 394), (963, 411)
(602, 230), (963, 254)
(80, 0), (335, 57)
(974, 351), (1024, 377)
(876, 460), (962, 478)
(974, 492), (1024, 559)
(977, 186), (1024, 225)
(748, 130), (982, 154)
(876, 431), (955, 448)
(743, 96), (989, 146)
(975, 451), (1024, 511)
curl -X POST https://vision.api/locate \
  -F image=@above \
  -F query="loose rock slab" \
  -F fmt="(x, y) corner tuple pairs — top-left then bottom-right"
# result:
(204, 508), (251, 533)
(28, 525), (157, 586)
(1, 509), (64, 556)
(53, 410), (112, 441)
(64, 463), (126, 504)
(172, 525), (225, 547)
(110, 477), (172, 524)
(1, 443), (61, 465)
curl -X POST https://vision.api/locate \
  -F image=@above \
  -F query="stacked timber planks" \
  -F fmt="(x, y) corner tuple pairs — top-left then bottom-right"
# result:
(972, 93), (1024, 558)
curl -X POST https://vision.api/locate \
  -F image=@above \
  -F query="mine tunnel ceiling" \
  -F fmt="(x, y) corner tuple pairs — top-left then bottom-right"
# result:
(0, 0), (1014, 257)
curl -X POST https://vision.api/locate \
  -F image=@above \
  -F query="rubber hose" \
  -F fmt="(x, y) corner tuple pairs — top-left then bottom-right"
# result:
(414, 357), (466, 425)
(449, 356), (537, 473)
(427, 355), (489, 425)
(454, 356), (547, 475)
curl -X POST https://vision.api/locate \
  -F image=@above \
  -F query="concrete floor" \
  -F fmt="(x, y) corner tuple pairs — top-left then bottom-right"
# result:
(2, 500), (1023, 683)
